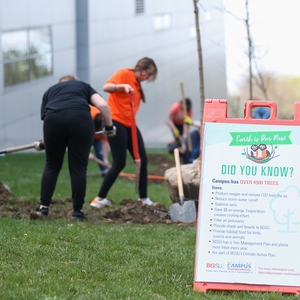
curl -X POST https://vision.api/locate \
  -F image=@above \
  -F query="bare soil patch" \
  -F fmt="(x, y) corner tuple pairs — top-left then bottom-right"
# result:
(0, 154), (189, 224)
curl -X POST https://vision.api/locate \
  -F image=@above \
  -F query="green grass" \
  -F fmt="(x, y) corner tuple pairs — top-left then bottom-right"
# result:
(0, 150), (172, 207)
(0, 151), (298, 299)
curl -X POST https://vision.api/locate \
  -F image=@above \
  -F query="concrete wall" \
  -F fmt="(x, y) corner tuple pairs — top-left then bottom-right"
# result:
(87, 0), (227, 147)
(0, 0), (226, 150)
(0, 0), (76, 147)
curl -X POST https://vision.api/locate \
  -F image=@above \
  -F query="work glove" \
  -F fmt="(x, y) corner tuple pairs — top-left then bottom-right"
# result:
(102, 125), (117, 137)
(173, 128), (180, 137)
(33, 140), (45, 151)
(183, 115), (193, 125)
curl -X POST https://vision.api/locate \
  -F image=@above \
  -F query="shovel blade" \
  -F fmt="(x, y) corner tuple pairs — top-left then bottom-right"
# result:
(170, 201), (196, 223)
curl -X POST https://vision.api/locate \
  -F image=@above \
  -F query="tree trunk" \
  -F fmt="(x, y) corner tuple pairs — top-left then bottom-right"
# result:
(245, 0), (253, 100)
(193, 0), (205, 123)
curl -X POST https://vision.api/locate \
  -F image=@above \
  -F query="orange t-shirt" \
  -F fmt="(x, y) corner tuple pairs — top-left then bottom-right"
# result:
(90, 105), (101, 119)
(106, 68), (141, 128)
(169, 102), (193, 125)
(90, 105), (107, 141)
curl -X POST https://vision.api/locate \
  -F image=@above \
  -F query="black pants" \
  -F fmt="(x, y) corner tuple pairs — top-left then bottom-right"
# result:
(98, 120), (148, 199)
(40, 109), (94, 211)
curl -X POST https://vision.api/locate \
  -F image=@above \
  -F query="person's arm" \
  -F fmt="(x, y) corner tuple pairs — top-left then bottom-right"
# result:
(167, 103), (181, 136)
(103, 82), (134, 94)
(166, 119), (177, 132)
(166, 119), (180, 137)
(192, 120), (201, 129)
(90, 94), (113, 127)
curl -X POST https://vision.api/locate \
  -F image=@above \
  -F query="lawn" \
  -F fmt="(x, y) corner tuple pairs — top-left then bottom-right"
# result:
(0, 150), (298, 299)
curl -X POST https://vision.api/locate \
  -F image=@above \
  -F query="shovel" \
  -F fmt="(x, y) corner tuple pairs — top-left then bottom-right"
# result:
(89, 153), (164, 180)
(0, 141), (44, 155)
(1, 131), (107, 156)
(129, 93), (141, 193)
(180, 82), (192, 152)
(169, 148), (196, 223)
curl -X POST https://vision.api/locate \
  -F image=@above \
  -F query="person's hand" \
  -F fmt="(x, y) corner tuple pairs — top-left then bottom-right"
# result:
(173, 128), (180, 137)
(33, 140), (45, 151)
(123, 84), (134, 94)
(183, 115), (193, 125)
(102, 125), (117, 137)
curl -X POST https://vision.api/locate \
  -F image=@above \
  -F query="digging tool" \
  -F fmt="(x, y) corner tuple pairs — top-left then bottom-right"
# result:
(180, 82), (192, 152)
(89, 152), (165, 180)
(118, 173), (164, 181)
(94, 130), (103, 136)
(169, 148), (196, 223)
(1, 131), (105, 156)
(129, 92), (141, 193)
(0, 141), (44, 155)
(88, 152), (111, 168)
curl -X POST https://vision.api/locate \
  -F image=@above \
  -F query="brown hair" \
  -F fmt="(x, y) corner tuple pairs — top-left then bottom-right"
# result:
(134, 57), (158, 82)
(134, 57), (158, 103)
(94, 113), (103, 131)
(59, 75), (79, 82)
(181, 98), (192, 111)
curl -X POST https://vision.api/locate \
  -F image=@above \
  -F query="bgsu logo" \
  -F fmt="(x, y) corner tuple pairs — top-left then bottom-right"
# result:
(206, 263), (223, 268)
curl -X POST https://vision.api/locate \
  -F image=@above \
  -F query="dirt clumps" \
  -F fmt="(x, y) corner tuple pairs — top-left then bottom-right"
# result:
(0, 182), (18, 205)
(0, 154), (180, 224)
(0, 181), (172, 224)
(147, 153), (175, 183)
(104, 199), (171, 224)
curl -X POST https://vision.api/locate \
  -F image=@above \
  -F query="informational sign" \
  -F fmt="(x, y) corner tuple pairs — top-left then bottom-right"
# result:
(194, 100), (300, 295)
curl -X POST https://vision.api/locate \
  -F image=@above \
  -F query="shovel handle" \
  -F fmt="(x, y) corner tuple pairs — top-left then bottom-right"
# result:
(174, 148), (184, 204)
(89, 153), (111, 168)
(180, 82), (192, 152)
(129, 93), (141, 193)
(0, 143), (36, 154)
(94, 130), (103, 136)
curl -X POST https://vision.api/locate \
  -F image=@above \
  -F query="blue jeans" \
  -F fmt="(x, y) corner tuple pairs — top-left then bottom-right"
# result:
(182, 130), (201, 164)
(93, 139), (108, 174)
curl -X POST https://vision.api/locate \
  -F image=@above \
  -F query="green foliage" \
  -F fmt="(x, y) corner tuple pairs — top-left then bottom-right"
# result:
(228, 74), (300, 120)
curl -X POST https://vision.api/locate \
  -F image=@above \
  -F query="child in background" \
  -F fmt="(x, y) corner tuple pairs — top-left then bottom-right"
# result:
(90, 105), (110, 177)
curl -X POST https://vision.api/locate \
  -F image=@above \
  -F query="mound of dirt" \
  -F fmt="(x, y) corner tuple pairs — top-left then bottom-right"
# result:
(147, 153), (175, 183)
(0, 154), (191, 224)
(0, 182), (18, 205)
(104, 198), (171, 224)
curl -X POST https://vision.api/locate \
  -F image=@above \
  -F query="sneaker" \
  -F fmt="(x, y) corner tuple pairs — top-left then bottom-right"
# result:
(36, 206), (48, 217)
(30, 206), (49, 219)
(72, 211), (85, 221)
(90, 197), (112, 208)
(139, 198), (153, 205)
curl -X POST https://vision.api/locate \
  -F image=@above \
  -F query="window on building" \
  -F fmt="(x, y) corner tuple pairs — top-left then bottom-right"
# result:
(154, 14), (172, 30)
(2, 27), (52, 87)
(135, 0), (144, 14)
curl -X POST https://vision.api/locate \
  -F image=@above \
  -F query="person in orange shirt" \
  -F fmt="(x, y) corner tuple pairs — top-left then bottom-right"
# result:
(167, 98), (193, 138)
(90, 57), (158, 208)
(89, 105), (110, 177)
